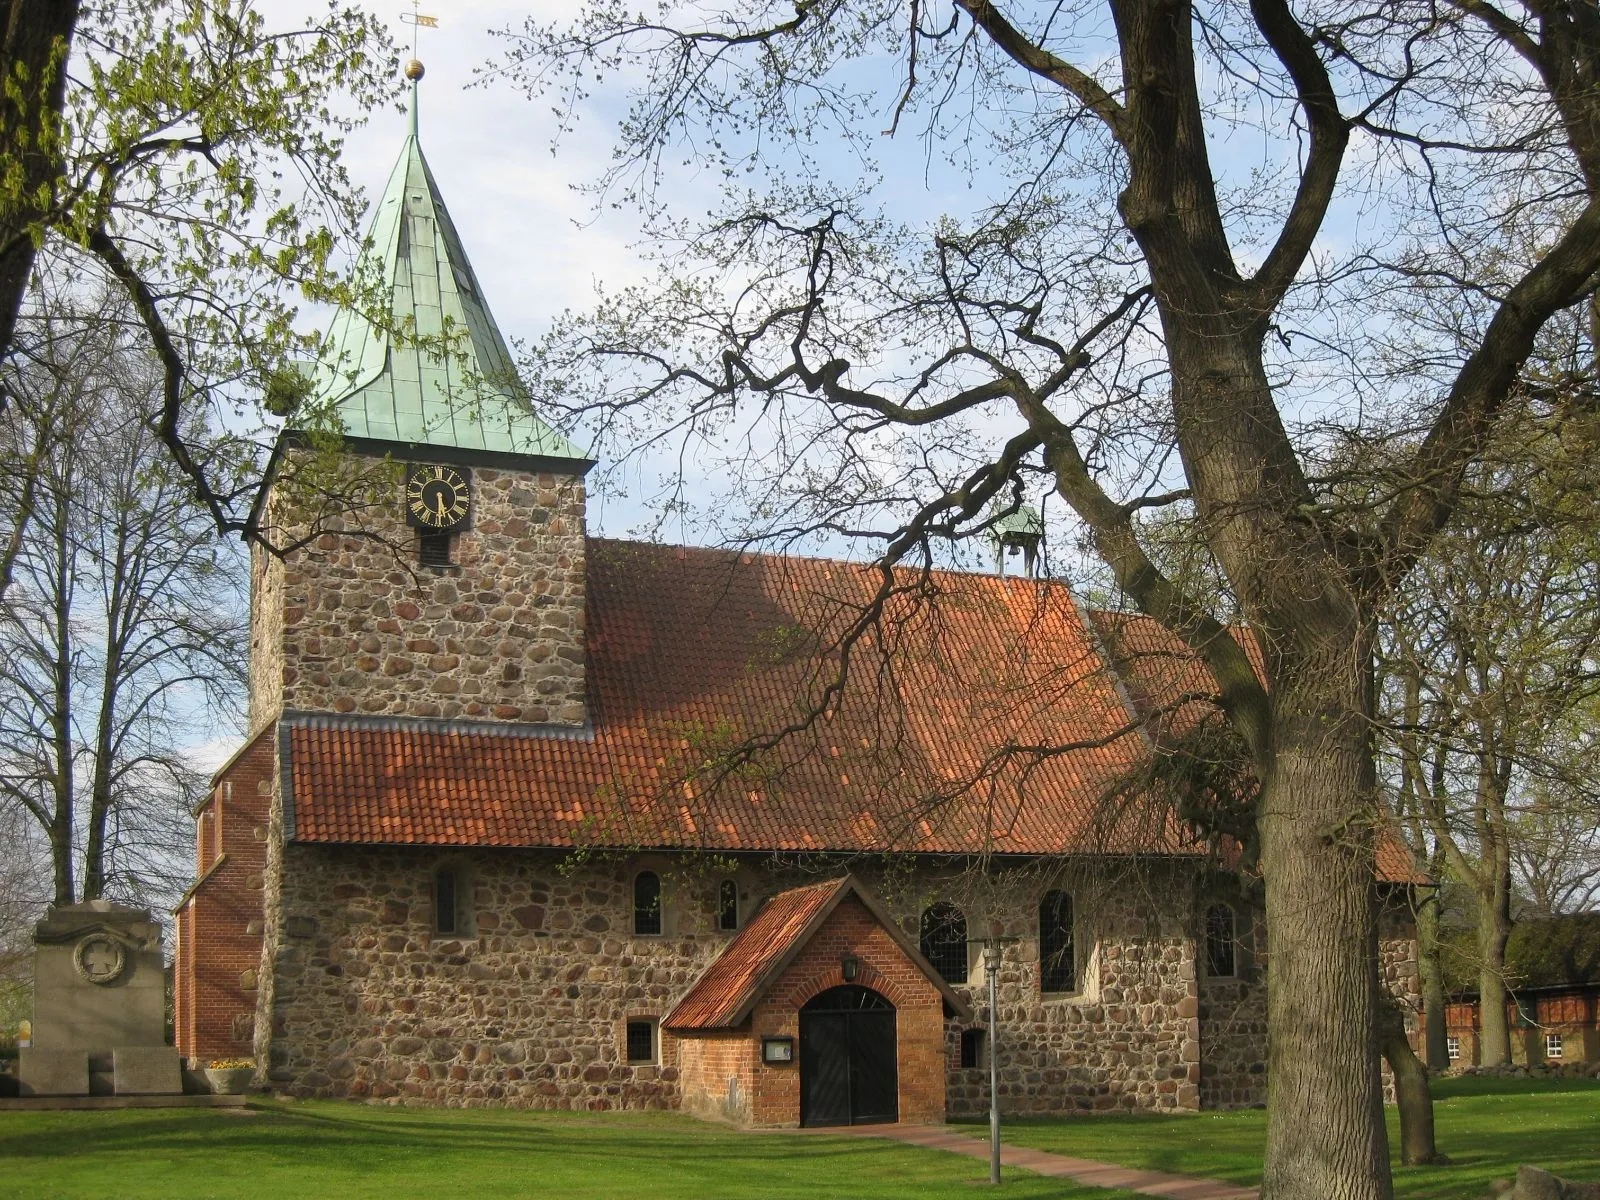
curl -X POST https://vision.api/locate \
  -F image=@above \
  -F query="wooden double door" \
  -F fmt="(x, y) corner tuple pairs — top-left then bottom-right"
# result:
(798, 985), (898, 1127)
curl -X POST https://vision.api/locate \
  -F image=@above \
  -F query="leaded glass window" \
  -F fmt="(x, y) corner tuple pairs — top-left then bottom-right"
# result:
(1205, 904), (1237, 978)
(633, 871), (662, 935)
(920, 902), (968, 984)
(1039, 890), (1075, 993)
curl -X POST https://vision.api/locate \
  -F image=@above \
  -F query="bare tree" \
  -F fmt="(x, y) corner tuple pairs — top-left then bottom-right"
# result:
(500, 5), (1600, 1196)
(1509, 730), (1600, 917)
(1380, 391), (1600, 1067)
(0, 291), (247, 909)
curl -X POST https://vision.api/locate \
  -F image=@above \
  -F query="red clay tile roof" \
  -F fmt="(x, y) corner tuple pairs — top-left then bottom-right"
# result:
(664, 878), (845, 1029)
(284, 540), (1171, 856)
(1088, 611), (1426, 886)
(664, 875), (973, 1030)
(278, 539), (1421, 881)
(1087, 611), (1264, 743)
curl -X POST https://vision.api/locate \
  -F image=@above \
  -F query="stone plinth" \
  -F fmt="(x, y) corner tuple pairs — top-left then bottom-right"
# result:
(18, 1049), (88, 1097)
(113, 1047), (183, 1095)
(24, 900), (178, 1096)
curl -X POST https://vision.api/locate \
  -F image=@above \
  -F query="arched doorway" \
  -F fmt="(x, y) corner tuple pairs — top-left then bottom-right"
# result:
(799, 985), (898, 1126)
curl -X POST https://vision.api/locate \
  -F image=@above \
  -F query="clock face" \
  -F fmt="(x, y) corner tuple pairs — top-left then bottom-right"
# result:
(405, 464), (472, 530)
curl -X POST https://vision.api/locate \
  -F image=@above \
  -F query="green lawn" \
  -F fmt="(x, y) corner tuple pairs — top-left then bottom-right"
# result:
(3, 1077), (1592, 1199)
(0, 1102), (1137, 1200)
(968, 1075), (1600, 1199)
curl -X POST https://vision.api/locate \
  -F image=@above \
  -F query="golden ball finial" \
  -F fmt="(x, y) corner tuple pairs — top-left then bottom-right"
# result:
(405, 59), (425, 81)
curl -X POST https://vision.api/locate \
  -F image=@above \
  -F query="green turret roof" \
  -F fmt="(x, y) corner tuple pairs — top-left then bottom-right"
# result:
(988, 500), (1044, 539)
(308, 81), (585, 463)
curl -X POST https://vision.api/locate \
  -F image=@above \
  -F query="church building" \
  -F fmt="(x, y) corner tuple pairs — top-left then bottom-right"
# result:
(173, 68), (1423, 1127)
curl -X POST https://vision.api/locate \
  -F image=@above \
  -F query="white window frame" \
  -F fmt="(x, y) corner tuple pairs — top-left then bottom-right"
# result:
(1545, 1032), (1563, 1060)
(1446, 1035), (1460, 1061)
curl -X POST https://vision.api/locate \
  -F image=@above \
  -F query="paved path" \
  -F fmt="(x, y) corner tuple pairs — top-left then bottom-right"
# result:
(855, 1124), (1259, 1199)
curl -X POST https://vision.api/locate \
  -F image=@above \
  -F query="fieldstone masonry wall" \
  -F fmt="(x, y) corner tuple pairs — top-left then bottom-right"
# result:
(258, 849), (1240, 1117)
(262, 847), (737, 1108)
(1196, 906), (1268, 1110)
(1379, 905), (1424, 1018)
(940, 882), (1201, 1117)
(247, 545), (286, 731)
(250, 458), (587, 729)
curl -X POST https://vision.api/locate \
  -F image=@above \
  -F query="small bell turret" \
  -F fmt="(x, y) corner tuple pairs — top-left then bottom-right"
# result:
(988, 501), (1044, 578)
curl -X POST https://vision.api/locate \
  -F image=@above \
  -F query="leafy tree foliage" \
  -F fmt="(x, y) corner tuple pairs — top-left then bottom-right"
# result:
(1, 0), (396, 557)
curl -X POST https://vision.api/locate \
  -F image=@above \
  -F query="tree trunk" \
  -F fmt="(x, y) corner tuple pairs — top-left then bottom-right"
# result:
(1259, 710), (1392, 1200)
(1476, 889), (1514, 1065)
(81, 550), (128, 903)
(47, 800), (71, 907)
(46, 476), (73, 906)
(0, 0), (81, 359)
(1416, 888), (1450, 1072)
(1378, 993), (1442, 1166)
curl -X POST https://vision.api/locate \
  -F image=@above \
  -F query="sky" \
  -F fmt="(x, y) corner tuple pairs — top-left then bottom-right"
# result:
(320, 1), (648, 326)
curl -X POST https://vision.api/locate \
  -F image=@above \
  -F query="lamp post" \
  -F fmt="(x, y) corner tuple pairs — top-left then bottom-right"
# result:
(979, 933), (1018, 1185)
(986, 943), (1001, 1185)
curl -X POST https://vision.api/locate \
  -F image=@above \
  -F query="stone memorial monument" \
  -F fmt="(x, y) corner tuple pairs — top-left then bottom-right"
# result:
(18, 899), (181, 1096)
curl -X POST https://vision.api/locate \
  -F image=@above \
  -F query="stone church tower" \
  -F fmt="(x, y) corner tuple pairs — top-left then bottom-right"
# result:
(247, 67), (593, 732)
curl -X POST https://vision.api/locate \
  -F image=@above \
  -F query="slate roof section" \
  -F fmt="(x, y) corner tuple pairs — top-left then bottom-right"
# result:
(306, 82), (585, 464)
(664, 876), (974, 1030)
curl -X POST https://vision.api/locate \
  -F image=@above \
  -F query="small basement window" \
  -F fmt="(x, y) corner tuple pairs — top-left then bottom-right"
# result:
(717, 879), (739, 931)
(959, 1027), (985, 1069)
(418, 530), (453, 567)
(1546, 1033), (1563, 1060)
(626, 1020), (656, 1064)
(1446, 1036), (1460, 1061)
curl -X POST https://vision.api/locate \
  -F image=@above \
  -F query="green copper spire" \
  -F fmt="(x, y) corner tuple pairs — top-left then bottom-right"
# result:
(308, 64), (585, 463)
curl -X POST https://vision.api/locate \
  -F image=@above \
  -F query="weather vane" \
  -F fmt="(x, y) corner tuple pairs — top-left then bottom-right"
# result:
(399, 0), (437, 79)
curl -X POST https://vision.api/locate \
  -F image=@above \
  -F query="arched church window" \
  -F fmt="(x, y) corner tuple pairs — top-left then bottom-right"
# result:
(633, 870), (662, 936)
(1039, 890), (1075, 993)
(919, 902), (968, 984)
(717, 879), (739, 931)
(1206, 904), (1237, 978)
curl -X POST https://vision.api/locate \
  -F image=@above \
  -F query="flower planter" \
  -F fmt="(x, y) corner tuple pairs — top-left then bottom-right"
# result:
(204, 1066), (256, 1095)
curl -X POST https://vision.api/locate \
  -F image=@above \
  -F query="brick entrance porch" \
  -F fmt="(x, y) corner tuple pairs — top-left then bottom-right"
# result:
(666, 876), (971, 1126)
